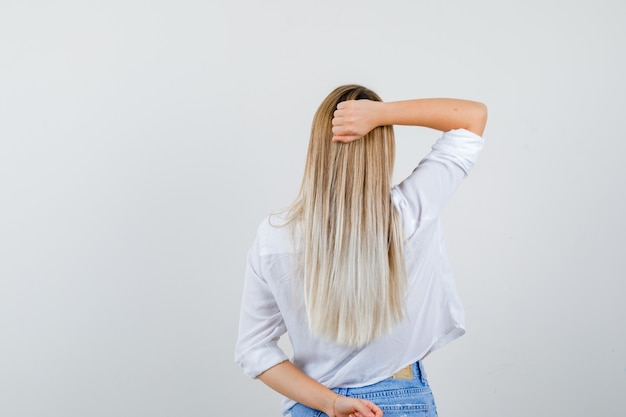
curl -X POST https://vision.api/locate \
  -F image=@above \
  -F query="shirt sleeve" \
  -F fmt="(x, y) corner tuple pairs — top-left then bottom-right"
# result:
(392, 128), (485, 237)
(234, 227), (289, 378)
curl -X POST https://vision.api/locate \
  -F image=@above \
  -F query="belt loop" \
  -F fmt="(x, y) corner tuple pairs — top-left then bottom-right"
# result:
(417, 361), (427, 384)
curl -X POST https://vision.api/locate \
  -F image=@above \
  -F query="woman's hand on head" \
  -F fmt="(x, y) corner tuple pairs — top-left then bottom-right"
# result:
(333, 395), (383, 417)
(331, 100), (383, 143)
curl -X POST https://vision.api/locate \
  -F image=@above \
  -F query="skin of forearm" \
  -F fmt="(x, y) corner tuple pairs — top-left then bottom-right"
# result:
(258, 360), (338, 416)
(378, 98), (488, 136)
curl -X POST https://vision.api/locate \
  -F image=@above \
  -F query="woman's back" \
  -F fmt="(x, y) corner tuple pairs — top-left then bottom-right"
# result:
(236, 126), (485, 413)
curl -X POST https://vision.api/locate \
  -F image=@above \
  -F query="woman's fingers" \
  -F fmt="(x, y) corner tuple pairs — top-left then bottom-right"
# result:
(334, 396), (383, 417)
(331, 112), (357, 138)
(353, 399), (381, 417)
(331, 125), (360, 142)
(332, 102), (352, 130)
(331, 99), (378, 141)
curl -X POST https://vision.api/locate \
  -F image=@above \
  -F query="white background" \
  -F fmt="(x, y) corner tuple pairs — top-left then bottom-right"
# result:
(1, 1), (625, 416)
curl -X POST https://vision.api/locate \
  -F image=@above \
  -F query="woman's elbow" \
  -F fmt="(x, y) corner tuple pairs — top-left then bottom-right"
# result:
(467, 102), (488, 136)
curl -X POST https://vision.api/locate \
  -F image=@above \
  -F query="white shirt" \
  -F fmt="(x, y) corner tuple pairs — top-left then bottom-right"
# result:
(235, 128), (484, 412)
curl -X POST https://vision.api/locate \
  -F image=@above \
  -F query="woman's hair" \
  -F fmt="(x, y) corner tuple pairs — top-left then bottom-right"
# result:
(284, 84), (407, 346)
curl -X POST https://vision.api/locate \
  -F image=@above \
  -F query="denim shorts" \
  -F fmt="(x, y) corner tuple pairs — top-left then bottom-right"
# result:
(284, 361), (437, 417)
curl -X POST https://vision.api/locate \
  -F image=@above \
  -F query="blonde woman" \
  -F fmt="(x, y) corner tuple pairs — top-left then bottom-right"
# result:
(235, 85), (487, 417)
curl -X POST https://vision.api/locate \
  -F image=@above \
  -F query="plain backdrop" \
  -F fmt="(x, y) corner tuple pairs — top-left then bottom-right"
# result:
(1, 1), (625, 416)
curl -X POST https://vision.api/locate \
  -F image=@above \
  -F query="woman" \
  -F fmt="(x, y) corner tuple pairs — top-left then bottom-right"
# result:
(235, 84), (487, 417)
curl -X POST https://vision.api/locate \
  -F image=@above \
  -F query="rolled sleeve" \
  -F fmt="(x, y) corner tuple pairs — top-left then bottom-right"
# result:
(428, 128), (484, 174)
(237, 341), (289, 378)
(392, 128), (484, 236)
(234, 230), (288, 378)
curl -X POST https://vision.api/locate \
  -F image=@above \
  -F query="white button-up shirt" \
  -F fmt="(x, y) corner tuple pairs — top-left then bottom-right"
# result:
(235, 129), (484, 412)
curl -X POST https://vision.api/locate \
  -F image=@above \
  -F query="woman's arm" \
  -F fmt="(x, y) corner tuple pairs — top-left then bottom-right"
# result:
(332, 98), (487, 142)
(258, 360), (382, 417)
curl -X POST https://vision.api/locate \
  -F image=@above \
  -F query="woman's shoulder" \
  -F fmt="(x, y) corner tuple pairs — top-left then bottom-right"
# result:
(253, 211), (295, 256)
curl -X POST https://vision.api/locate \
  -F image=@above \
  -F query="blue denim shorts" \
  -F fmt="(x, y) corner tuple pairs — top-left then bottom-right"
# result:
(284, 361), (437, 417)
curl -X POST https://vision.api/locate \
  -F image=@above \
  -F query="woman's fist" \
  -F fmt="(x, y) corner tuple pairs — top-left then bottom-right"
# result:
(331, 100), (383, 143)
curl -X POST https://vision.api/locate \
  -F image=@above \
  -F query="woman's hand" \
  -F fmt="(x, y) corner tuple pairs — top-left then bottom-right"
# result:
(331, 100), (384, 143)
(332, 395), (383, 417)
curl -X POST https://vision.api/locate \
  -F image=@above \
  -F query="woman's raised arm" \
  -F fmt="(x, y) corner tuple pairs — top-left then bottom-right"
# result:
(332, 98), (487, 142)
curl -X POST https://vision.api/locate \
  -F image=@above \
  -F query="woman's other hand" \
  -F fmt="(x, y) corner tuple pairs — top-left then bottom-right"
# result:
(331, 100), (383, 143)
(333, 395), (383, 417)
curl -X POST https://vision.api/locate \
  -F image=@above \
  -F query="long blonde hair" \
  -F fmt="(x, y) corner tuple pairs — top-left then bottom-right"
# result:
(285, 85), (407, 346)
